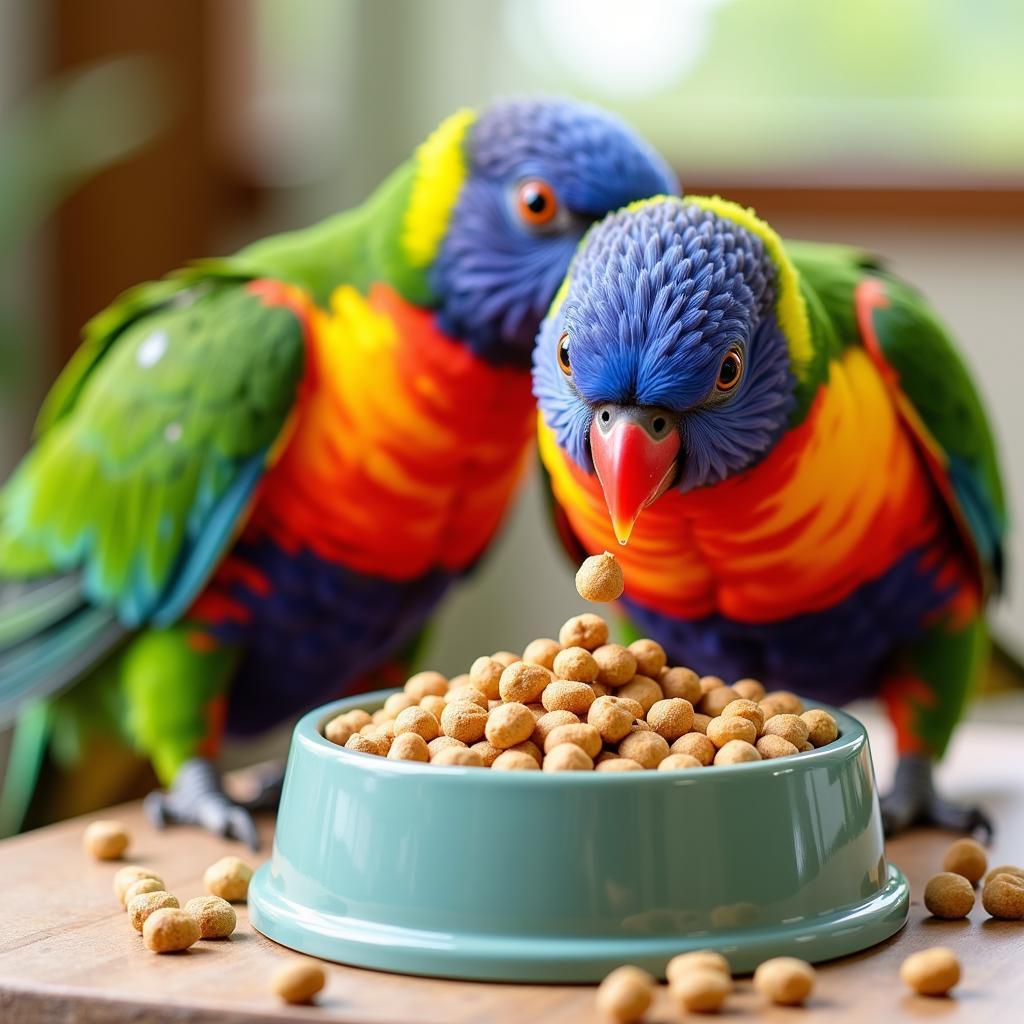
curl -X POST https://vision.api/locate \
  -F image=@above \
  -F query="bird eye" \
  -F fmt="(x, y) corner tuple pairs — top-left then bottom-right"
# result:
(557, 331), (572, 375)
(516, 179), (559, 227)
(716, 347), (743, 392)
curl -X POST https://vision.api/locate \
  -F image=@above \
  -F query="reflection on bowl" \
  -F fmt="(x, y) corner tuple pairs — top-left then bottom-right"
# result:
(249, 691), (908, 981)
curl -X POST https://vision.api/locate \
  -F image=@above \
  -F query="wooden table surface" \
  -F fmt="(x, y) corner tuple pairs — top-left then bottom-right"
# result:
(2, 711), (1023, 1024)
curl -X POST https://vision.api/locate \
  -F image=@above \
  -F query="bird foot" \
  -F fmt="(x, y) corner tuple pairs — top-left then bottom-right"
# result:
(144, 758), (260, 850)
(880, 753), (992, 841)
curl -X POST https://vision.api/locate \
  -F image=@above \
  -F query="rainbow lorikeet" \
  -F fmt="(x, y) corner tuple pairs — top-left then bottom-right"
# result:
(535, 195), (1005, 835)
(0, 99), (677, 845)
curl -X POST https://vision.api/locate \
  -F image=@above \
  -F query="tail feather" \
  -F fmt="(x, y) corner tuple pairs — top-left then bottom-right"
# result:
(0, 575), (85, 648)
(0, 604), (127, 723)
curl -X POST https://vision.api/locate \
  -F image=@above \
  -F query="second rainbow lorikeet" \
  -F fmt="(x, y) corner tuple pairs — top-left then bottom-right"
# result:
(535, 195), (1005, 835)
(0, 99), (677, 845)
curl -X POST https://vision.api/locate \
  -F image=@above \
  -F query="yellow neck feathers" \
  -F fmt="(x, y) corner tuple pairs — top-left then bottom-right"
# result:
(401, 108), (477, 269)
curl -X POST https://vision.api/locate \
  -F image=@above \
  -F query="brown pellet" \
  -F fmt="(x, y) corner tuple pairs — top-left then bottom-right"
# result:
(924, 873), (975, 919)
(83, 820), (130, 861)
(900, 947), (960, 996)
(942, 837), (988, 885)
(558, 613), (609, 651)
(142, 908), (200, 953)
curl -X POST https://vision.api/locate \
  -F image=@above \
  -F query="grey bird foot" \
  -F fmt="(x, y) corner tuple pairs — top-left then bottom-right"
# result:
(880, 753), (992, 841)
(144, 758), (261, 850)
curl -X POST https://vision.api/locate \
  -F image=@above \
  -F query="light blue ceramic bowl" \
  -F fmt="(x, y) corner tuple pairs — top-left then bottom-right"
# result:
(250, 692), (907, 981)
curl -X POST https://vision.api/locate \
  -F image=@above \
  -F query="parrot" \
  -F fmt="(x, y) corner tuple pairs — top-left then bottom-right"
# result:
(0, 98), (678, 845)
(534, 194), (1006, 836)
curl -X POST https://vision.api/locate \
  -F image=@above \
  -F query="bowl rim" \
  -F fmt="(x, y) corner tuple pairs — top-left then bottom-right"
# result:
(293, 690), (867, 785)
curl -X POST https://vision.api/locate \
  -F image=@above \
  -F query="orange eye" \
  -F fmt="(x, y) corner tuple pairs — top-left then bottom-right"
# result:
(517, 179), (559, 226)
(556, 332), (572, 375)
(716, 347), (743, 392)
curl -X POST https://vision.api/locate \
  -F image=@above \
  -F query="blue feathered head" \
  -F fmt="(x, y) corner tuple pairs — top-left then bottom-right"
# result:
(405, 98), (678, 367)
(533, 196), (802, 542)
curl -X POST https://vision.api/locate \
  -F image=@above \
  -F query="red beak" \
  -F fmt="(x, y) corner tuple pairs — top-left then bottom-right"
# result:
(589, 405), (680, 545)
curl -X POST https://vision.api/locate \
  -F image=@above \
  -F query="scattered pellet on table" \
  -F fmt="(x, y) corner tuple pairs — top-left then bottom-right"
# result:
(924, 873), (975, 919)
(981, 872), (1024, 919)
(432, 745), (485, 767)
(666, 950), (731, 984)
(203, 856), (253, 903)
(142, 907), (201, 953)
(800, 708), (839, 747)
(576, 551), (625, 604)
(83, 820), (130, 861)
(272, 959), (326, 1005)
(985, 864), (1024, 886)
(558, 613), (609, 651)
(900, 946), (960, 996)
(543, 743), (594, 771)
(388, 732), (430, 762)
(184, 895), (237, 939)
(114, 866), (164, 907)
(492, 750), (539, 771)
(123, 878), (166, 906)
(753, 957), (816, 1006)
(942, 837), (987, 885)
(128, 891), (180, 932)
(670, 966), (732, 1013)
(714, 739), (761, 766)
(595, 964), (654, 1023)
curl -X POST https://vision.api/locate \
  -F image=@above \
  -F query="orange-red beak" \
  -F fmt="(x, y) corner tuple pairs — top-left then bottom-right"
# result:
(589, 404), (680, 545)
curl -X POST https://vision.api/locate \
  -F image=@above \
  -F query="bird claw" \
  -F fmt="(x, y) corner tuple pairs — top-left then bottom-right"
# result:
(880, 753), (993, 842)
(144, 758), (261, 850)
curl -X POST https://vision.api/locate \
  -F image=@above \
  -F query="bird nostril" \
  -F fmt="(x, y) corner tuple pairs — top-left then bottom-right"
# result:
(652, 416), (666, 435)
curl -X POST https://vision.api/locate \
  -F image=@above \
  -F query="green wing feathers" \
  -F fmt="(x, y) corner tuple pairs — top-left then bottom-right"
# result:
(789, 240), (1006, 591)
(0, 277), (306, 721)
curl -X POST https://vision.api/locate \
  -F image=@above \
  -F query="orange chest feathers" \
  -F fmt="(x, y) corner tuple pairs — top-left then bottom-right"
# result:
(541, 348), (965, 623)
(250, 283), (536, 579)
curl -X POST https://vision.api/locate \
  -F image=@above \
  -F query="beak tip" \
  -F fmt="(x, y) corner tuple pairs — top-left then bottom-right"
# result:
(611, 517), (635, 546)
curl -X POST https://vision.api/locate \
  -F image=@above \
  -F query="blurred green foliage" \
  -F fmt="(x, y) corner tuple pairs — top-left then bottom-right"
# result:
(0, 57), (169, 391)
